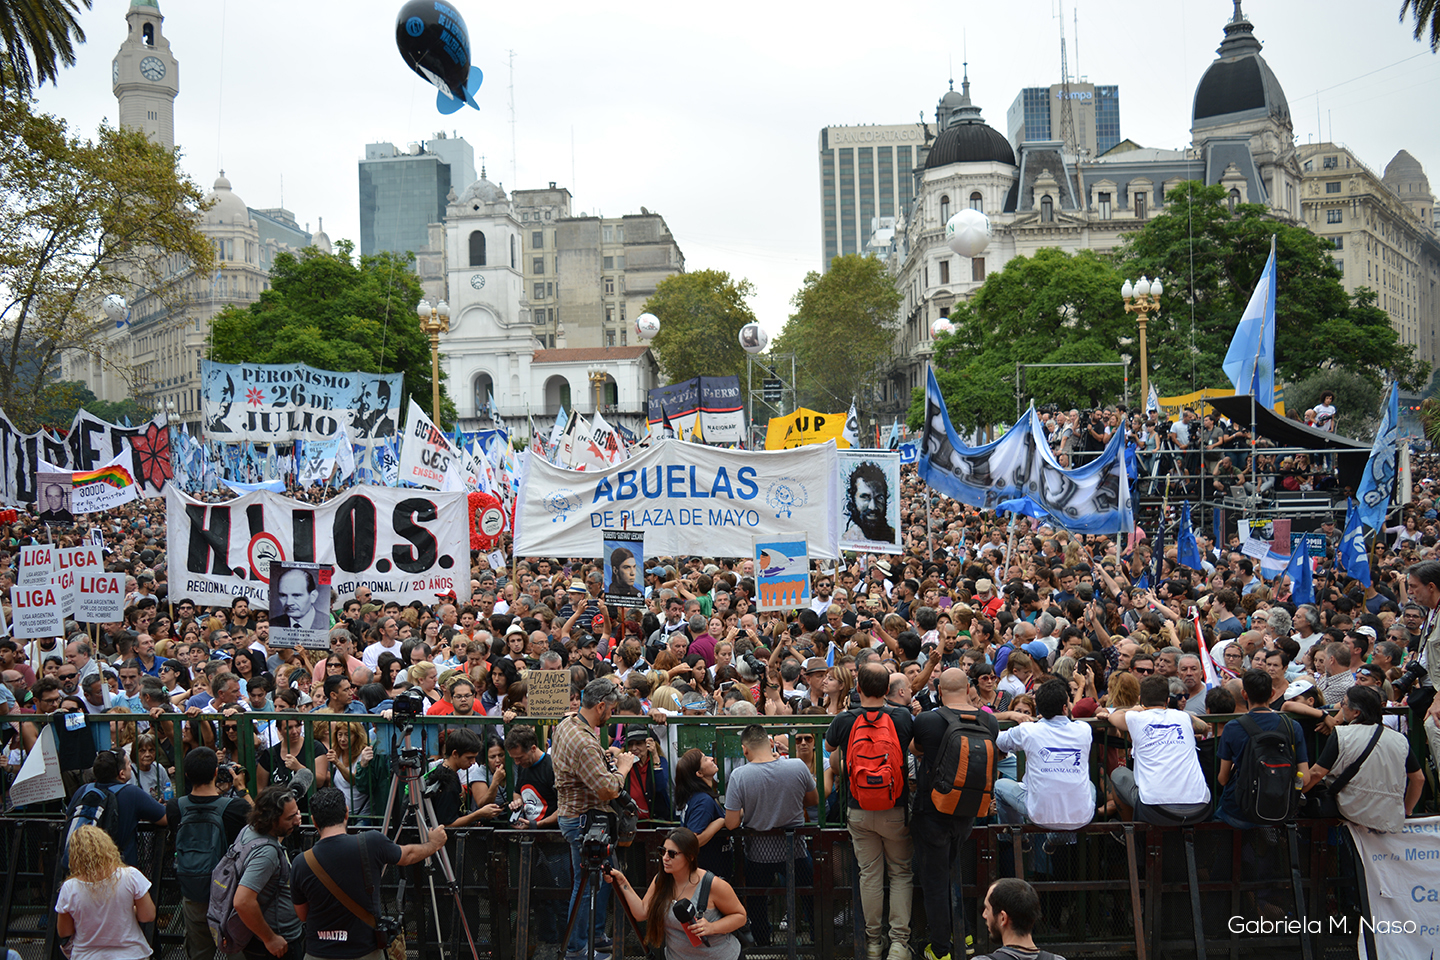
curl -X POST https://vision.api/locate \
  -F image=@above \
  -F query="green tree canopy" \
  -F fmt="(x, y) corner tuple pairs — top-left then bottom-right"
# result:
(38, 379), (152, 428)
(773, 254), (902, 411)
(0, 98), (213, 429)
(0, 0), (92, 101)
(907, 248), (1131, 431)
(642, 269), (757, 384)
(208, 242), (456, 426)
(1117, 182), (1426, 392)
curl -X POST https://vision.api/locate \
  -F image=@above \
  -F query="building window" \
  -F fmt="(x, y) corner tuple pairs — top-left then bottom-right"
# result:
(940, 195), (950, 223)
(1098, 192), (1111, 220)
(603, 225), (614, 243)
(621, 329), (627, 346)
(533, 282), (544, 299)
(604, 277), (615, 295)
(511, 235), (516, 268)
(1332, 236), (1344, 250)
(1327, 209), (1343, 224)
(939, 260), (950, 284)
(1323, 155), (1338, 169)
(606, 330), (616, 347)
(1041, 196), (1054, 222)
(468, 230), (486, 266)
(606, 307), (614, 323)
(1228, 188), (1240, 212)
(544, 211), (551, 220)
(533, 257), (545, 274)
(603, 256), (613, 269)
(1335, 259), (1344, 276)
(546, 282), (553, 296)
(969, 192), (983, 211)
(972, 257), (986, 282)
(1326, 181), (1341, 194)
(620, 304), (626, 323)
(1134, 193), (1146, 220)
(532, 231), (543, 248)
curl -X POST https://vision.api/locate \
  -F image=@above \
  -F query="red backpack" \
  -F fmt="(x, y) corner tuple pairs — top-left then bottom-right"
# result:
(846, 706), (905, 811)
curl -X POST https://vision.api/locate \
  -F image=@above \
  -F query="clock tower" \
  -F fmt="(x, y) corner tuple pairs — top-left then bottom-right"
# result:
(113, 0), (178, 150)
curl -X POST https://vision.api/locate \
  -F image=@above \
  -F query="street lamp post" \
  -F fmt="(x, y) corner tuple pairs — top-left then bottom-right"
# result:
(416, 299), (450, 422)
(1120, 275), (1162, 409)
(587, 366), (607, 413)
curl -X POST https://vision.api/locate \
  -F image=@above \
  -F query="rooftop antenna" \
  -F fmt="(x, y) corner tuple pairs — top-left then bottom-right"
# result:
(1074, 6), (1080, 80)
(508, 50), (517, 188)
(1056, 0), (1078, 155)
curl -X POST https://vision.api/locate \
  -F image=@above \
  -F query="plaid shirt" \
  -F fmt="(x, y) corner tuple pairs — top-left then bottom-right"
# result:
(553, 713), (622, 818)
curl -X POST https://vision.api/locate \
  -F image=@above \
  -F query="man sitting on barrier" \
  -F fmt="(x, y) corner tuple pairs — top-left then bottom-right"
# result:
(1103, 675), (1212, 825)
(993, 678), (1095, 834)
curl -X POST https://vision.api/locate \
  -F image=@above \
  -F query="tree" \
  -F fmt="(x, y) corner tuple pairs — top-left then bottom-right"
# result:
(208, 242), (456, 426)
(907, 248), (1132, 431)
(1286, 370), (1383, 440)
(773, 254), (902, 411)
(1401, 0), (1440, 50)
(1117, 182), (1427, 391)
(0, 0), (92, 101)
(37, 379), (152, 428)
(642, 269), (757, 384)
(0, 98), (213, 430)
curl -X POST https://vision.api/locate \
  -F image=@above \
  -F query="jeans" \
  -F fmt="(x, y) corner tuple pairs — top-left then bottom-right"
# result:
(743, 851), (814, 947)
(560, 815), (611, 956)
(1110, 767), (1210, 826)
(992, 779), (1027, 826)
(910, 812), (974, 958)
(848, 806), (913, 947)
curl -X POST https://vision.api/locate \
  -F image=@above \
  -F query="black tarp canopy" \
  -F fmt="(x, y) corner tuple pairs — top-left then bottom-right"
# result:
(1206, 394), (1370, 490)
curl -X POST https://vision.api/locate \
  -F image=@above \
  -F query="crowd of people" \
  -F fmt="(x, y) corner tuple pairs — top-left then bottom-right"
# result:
(3, 438), (1438, 960)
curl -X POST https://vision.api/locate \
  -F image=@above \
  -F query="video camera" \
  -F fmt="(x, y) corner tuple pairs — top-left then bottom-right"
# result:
(392, 687), (426, 722)
(580, 810), (617, 869)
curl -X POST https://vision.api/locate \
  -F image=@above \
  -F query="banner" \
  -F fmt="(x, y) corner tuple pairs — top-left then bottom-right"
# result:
(515, 438), (840, 559)
(1347, 817), (1440, 957)
(647, 377), (744, 445)
(765, 408), (851, 450)
(74, 571), (124, 622)
(837, 451), (901, 554)
(0, 410), (170, 507)
(755, 537), (810, 611)
(10, 583), (64, 638)
(602, 529), (646, 610)
(200, 360), (402, 443)
(71, 448), (140, 514)
(34, 463), (73, 522)
(269, 561), (334, 649)
(399, 399), (463, 490)
(919, 368), (1132, 535)
(4, 724), (64, 809)
(298, 430), (345, 485)
(165, 484), (471, 606)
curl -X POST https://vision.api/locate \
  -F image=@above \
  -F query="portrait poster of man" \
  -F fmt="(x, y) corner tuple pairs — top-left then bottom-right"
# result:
(34, 465), (74, 524)
(837, 450), (901, 553)
(602, 529), (646, 609)
(268, 561), (334, 649)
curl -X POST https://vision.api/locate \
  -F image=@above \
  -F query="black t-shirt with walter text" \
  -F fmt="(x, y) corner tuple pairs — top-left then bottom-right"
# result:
(290, 831), (403, 959)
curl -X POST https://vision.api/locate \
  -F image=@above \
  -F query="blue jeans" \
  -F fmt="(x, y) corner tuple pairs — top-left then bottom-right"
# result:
(560, 815), (611, 955)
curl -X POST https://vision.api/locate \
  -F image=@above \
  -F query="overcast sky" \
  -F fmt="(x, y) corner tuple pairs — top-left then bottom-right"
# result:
(33, 0), (1440, 332)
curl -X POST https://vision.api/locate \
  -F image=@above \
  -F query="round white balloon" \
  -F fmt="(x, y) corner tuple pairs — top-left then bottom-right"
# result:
(738, 323), (768, 354)
(634, 312), (660, 340)
(945, 208), (991, 259)
(930, 318), (955, 338)
(102, 294), (127, 322)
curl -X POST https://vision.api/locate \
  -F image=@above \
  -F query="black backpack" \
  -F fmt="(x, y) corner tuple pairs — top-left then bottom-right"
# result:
(1232, 713), (1301, 823)
(59, 782), (124, 874)
(922, 707), (997, 818)
(175, 796), (231, 901)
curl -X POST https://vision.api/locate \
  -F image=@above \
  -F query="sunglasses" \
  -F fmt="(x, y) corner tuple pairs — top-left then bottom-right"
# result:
(796, 735), (815, 744)
(662, 848), (681, 859)
(1132, 666), (1154, 675)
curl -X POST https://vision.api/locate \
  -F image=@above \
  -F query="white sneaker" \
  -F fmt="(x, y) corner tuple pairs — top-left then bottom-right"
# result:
(888, 943), (912, 960)
(867, 942), (886, 960)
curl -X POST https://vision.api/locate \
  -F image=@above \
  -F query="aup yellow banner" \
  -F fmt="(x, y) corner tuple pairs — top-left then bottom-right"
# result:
(765, 408), (851, 450)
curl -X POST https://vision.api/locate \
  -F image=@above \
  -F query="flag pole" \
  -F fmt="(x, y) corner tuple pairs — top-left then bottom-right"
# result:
(1247, 235), (1275, 503)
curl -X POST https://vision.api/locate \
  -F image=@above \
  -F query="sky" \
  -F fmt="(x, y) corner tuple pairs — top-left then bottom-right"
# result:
(32, 0), (1440, 333)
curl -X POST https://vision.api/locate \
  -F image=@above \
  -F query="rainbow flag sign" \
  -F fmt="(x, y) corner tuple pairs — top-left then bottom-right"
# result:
(72, 448), (139, 513)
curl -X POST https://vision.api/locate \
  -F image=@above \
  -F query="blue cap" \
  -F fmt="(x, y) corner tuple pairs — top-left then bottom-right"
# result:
(1021, 641), (1051, 662)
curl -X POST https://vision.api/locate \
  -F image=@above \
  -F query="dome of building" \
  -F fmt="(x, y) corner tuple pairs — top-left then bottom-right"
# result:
(924, 71), (1015, 169)
(458, 170), (507, 206)
(1192, 1), (1289, 129)
(311, 216), (332, 255)
(205, 171), (250, 226)
(1383, 149), (1431, 195)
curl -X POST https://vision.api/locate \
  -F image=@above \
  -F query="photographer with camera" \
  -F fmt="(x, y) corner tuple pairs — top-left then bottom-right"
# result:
(169, 746), (252, 960)
(605, 827), (747, 960)
(554, 677), (635, 960)
(290, 786), (447, 960)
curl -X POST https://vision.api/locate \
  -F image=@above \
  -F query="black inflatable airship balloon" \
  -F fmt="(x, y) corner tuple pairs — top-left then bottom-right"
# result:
(395, 0), (483, 114)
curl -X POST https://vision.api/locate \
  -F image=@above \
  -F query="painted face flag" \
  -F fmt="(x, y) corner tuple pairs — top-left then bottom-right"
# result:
(1355, 382), (1399, 532)
(919, 367), (1131, 534)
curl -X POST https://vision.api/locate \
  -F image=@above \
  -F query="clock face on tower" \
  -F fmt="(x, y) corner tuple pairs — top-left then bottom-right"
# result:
(139, 56), (166, 82)
(469, 274), (486, 289)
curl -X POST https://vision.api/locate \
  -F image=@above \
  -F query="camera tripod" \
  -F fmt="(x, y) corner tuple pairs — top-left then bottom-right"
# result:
(560, 811), (648, 960)
(378, 722), (483, 960)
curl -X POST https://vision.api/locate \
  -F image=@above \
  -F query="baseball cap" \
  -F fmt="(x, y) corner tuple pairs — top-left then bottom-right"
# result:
(648, 566), (667, 577)
(1353, 626), (1377, 640)
(360, 603), (382, 615)
(623, 727), (654, 746)
(1284, 679), (1316, 701)
(1021, 641), (1051, 661)
(579, 634), (599, 648)
(976, 579), (994, 594)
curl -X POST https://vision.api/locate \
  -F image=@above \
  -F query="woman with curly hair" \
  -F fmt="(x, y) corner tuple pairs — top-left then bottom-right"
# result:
(55, 825), (156, 960)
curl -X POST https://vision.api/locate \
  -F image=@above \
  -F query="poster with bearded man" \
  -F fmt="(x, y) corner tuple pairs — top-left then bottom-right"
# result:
(837, 451), (901, 554)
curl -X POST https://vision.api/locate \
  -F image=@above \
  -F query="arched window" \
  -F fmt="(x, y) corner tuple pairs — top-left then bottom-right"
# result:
(940, 195), (951, 223)
(142, 23), (154, 45)
(969, 192), (983, 211)
(468, 230), (486, 267)
(510, 235), (516, 268)
(1228, 188), (1241, 212)
(1041, 196), (1054, 223)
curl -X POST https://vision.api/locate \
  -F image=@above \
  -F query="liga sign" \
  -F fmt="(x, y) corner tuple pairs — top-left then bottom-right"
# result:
(166, 485), (471, 606)
(515, 438), (840, 559)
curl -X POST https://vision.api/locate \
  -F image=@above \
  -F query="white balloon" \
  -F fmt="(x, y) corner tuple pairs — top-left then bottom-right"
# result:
(738, 323), (768, 354)
(945, 208), (991, 259)
(930, 318), (955, 338)
(102, 294), (127, 322)
(634, 313), (660, 340)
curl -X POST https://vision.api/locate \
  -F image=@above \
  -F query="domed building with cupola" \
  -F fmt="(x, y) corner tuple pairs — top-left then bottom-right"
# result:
(884, 0), (1309, 414)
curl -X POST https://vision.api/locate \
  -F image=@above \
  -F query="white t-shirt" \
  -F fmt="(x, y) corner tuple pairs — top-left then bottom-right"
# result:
(361, 639), (402, 673)
(1313, 403), (1337, 432)
(996, 717), (1096, 830)
(55, 866), (152, 960)
(1123, 708), (1210, 806)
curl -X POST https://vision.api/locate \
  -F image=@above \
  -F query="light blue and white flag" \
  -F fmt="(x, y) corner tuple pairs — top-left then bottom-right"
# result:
(1356, 382), (1400, 531)
(1221, 237), (1277, 411)
(1338, 498), (1371, 586)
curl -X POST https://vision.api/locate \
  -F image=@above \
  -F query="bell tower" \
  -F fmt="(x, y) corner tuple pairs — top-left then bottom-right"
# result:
(113, 0), (179, 150)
